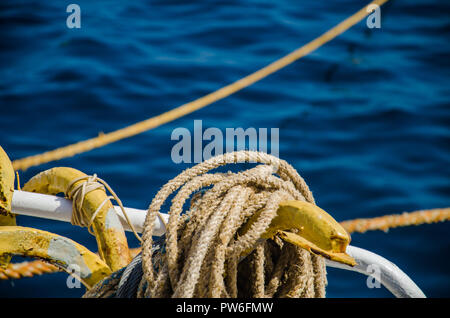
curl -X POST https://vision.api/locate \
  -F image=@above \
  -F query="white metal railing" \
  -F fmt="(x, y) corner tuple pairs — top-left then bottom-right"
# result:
(10, 190), (426, 298)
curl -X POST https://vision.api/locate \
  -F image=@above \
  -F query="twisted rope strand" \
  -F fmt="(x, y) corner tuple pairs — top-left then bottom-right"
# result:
(340, 207), (450, 234)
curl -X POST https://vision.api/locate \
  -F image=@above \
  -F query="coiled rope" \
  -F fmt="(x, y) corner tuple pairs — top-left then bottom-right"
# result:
(125, 151), (327, 298)
(12, 0), (390, 172)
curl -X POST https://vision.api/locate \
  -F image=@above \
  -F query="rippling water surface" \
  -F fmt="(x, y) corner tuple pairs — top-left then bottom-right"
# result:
(0, 0), (449, 297)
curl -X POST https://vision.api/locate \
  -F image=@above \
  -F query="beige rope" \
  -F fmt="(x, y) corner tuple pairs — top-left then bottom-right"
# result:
(66, 174), (142, 242)
(12, 0), (390, 172)
(140, 151), (326, 298)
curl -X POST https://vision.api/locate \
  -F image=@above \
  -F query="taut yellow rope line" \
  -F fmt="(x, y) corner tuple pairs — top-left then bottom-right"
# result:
(0, 248), (141, 280)
(2, 206), (447, 281)
(0, 260), (57, 280)
(341, 207), (450, 234)
(12, 0), (389, 171)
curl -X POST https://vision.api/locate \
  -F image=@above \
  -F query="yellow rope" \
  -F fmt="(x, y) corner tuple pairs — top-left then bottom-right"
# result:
(341, 207), (450, 234)
(3, 206), (447, 281)
(12, 0), (389, 171)
(0, 260), (58, 280)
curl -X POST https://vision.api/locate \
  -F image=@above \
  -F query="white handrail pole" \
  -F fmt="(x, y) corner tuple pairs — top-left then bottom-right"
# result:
(11, 190), (168, 236)
(325, 246), (426, 298)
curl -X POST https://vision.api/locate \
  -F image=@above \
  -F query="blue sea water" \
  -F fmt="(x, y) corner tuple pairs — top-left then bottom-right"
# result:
(0, 0), (449, 298)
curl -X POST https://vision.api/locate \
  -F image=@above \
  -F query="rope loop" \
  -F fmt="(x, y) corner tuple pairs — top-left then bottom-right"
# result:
(66, 174), (142, 242)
